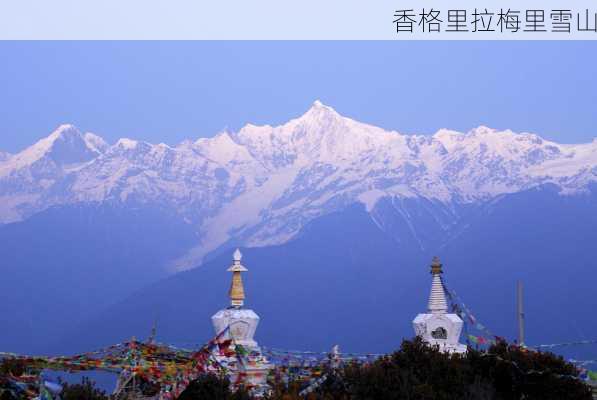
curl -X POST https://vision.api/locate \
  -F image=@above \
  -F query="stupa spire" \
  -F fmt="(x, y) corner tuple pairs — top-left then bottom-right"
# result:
(227, 248), (248, 307)
(427, 256), (448, 313)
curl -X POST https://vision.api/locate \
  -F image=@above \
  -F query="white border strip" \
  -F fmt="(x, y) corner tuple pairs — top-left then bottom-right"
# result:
(0, 0), (596, 40)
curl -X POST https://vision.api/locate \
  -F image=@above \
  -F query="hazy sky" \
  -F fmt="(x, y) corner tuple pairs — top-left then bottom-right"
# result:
(0, 41), (595, 153)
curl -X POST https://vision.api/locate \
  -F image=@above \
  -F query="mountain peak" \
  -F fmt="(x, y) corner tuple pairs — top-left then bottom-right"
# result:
(306, 99), (339, 114)
(13, 124), (101, 168)
(312, 99), (325, 108)
(116, 138), (139, 149)
(48, 124), (80, 139)
(83, 132), (109, 154)
(298, 99), (342, 122)
(289, 100), (345, 132)
(21, 124), (83, 159)
(468, 125), (496, 135)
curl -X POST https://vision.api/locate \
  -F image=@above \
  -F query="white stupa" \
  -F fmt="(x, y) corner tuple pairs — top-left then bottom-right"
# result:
(211, 249), (272, 395)
(413, 257), (467, 354)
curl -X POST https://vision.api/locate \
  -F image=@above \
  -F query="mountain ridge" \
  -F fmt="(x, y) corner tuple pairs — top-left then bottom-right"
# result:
(1, 101), (596, 269)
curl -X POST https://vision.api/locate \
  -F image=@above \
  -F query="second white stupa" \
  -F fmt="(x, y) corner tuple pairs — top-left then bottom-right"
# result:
(412, 257), (467, 354)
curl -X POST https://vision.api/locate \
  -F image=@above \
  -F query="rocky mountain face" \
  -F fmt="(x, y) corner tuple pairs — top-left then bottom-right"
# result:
(1, 101), (595, 271)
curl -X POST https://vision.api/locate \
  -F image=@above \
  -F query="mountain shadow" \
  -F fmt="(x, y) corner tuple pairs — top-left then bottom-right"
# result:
(55, 186), (597, 361)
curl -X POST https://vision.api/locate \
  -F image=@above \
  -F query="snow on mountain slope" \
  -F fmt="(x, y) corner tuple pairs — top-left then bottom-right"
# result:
(0, 125), (108, 222)
(1, 102), (596, 269)
(83, 132), (109, 154)
(0, 124), (102, 175)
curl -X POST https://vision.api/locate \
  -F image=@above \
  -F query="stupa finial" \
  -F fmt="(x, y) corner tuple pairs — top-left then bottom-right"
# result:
(431, 256), (443, 275)
(227, 248), (248, 307)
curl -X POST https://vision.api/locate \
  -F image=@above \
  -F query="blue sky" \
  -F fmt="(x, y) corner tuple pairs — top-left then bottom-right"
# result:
(0, 41), (595, 153)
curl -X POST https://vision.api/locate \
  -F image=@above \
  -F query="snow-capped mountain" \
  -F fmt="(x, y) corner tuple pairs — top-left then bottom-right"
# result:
(1, 101), (596, 269)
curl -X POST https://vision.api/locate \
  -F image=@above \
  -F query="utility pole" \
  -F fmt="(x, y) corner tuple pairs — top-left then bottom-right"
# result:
(517, 281), (525, 346)
(149, 316), (157, 345)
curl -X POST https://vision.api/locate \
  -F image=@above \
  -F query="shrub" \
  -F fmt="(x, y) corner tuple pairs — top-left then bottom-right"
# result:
(60, 377), (108, 400)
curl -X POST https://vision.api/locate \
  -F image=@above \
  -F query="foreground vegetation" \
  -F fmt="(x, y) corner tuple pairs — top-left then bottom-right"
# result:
(187, 338), (593, 400)
(0, 338), (592, 399)
(291, 337), (594, 400)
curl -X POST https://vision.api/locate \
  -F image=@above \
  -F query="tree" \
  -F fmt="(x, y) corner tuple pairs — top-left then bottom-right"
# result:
(0, 359), (26, 377)
(177, 374), (231, 400)
(468, 340), (592, 400)
(177, 373), (252, 400)
(60, 377), (108, 400)
(0, 359), (31, 400)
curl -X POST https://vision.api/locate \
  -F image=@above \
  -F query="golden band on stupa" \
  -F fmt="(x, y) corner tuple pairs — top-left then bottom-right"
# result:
(227, 248), (248, 307)
(430, 256), (443, 275)
(229, 270), (246, 304)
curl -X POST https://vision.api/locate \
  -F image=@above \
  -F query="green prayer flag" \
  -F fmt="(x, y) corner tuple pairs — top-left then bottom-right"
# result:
(235, 344), (249, 356)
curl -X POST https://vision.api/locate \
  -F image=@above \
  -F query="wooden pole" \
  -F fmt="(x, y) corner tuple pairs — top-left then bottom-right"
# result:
(517, 280), (525, 346)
